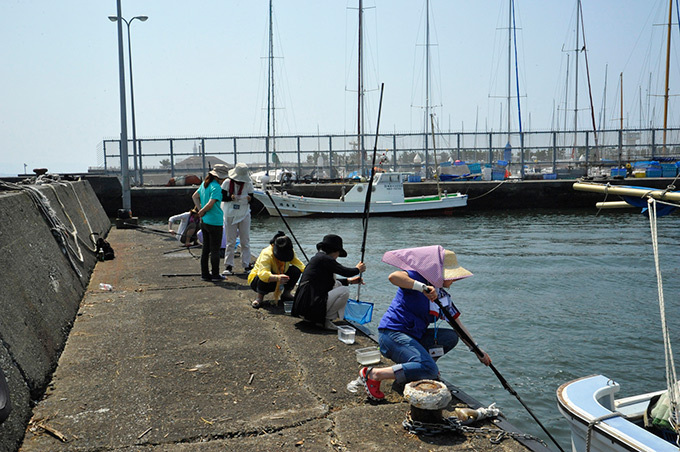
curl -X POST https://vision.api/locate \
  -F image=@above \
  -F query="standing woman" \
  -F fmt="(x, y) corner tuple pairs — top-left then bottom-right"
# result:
(192, 164), (229, 281)
(221, 162), (254, 275)
(292, 234), (366, 330)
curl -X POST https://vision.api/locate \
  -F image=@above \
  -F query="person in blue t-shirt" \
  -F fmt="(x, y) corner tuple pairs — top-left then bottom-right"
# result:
(357, 246), (491, 401)
(192, 164), (229, 281)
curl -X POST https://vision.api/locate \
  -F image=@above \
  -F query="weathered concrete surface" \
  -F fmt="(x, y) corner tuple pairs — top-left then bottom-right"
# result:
(0, 181), (111, 452)
(18, 228), (543, 452)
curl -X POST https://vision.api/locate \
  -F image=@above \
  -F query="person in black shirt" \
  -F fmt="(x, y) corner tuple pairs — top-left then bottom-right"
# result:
(292, 234), (366, 330)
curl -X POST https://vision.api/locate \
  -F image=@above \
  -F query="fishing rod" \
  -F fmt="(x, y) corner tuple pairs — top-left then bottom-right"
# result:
(123, 222), (173, 237)
(356, 82), (385, 302)
(431, 296), (565, 452)
(264, 190), (309, 263)
(163, 245), (201, 255)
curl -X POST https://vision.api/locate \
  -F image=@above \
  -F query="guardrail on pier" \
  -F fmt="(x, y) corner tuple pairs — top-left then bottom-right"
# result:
(97, 127), (680, 186)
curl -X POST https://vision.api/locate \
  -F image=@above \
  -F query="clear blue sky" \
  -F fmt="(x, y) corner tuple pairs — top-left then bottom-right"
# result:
(1, 0), (678, 174)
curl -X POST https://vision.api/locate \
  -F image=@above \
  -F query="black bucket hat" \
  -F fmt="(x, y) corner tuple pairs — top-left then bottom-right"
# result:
(316, 234), (347, 258)
(272, 235), (294, 262)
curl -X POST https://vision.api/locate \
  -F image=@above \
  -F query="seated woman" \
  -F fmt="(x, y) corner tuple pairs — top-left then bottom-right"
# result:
(292, 234), (365, 330)
(247, 231), (305, 309)
(357, 245), (491, 401)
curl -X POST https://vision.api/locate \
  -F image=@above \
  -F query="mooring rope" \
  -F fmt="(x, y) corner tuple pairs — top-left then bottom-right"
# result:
(467, 180), (508, 201)
(648, 198), (680, 438)
(0, 180), (84, 278)
(585, 411), (623, 452)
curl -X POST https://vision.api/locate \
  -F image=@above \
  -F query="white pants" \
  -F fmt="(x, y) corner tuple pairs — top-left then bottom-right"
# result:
(224, 213), (251, 268)
(326, 283), (350, 321)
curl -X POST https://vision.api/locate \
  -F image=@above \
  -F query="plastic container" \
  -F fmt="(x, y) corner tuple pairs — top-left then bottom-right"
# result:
(355, 346), (381, 365)
(337, 325), (356, 344)
(283, 300), (293, 315)
(467, 163), (482, 174)
(99, 283), (113, 291)
(646, 167), (662, 178)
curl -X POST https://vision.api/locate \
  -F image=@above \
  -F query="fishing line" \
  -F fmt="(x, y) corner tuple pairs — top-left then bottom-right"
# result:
(432, 296), (566, 452)
(264, 190), (309, 263)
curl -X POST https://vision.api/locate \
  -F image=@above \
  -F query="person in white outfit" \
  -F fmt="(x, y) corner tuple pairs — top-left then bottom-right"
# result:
(168, 208), (200, 246)
(221, 163), (254, 274)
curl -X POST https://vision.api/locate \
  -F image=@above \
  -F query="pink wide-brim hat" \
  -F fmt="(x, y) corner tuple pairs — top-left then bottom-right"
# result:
(382, 245), (472, 288)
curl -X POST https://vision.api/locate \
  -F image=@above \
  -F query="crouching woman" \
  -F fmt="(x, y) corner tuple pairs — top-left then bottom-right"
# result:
(357, 246), (491, 401)
(292, 234), (365, 330)
(247, 231), (305, 308)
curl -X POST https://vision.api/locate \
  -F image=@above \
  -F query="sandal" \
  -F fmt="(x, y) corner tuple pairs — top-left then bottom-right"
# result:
(251, 299), (262, 309)
(359, 367), (384, 401)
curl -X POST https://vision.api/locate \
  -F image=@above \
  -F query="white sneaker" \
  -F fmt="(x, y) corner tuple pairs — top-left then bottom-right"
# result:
(222, 266), (234, 276)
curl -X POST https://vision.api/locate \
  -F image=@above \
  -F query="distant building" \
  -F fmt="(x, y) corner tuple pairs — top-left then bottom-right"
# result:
(174, 155), (230, 170)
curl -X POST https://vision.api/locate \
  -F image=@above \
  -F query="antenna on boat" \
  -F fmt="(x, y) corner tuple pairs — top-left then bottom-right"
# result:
(356, 82), (385, 302)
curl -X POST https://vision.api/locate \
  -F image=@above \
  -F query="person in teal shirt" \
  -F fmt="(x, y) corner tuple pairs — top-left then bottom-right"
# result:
(192, 164), (229, 281)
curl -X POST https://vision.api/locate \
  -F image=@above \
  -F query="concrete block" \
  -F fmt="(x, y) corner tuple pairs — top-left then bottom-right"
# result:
(0, 180), (110, 451)
(0, 345), (31, 452)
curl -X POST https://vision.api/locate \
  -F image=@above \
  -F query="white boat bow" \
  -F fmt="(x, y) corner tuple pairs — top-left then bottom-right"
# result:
(557, 374), (677, 452)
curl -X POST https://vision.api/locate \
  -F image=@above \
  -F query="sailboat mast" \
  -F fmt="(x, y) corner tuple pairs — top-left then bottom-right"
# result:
(424, 0), (430, 177)
(573, 0), (580, 143)
(564, 53), (569, 136)
(507, 0), (512, 144)
(620, 72), (623, 131)
(270, 0), (276, 156)
(663, 0), (673, 152)
(265, 0), (274, 172)
(358, 0), (364, 175)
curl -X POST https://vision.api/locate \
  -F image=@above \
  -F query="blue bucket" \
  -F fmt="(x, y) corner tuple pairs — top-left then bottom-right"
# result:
(344, 299), (374, 324)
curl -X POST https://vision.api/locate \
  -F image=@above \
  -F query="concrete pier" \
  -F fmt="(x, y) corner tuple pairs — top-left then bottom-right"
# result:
(15, 228), (546, 451)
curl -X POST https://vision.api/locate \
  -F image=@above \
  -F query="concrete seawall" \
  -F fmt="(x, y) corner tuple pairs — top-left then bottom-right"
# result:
(78, 176), (675, 217)
(0, 181), (110, 452)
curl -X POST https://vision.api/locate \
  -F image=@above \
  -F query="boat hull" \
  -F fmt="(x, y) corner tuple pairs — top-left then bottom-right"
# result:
(557, 374), (676, 452)
(254, 190), (467, 217)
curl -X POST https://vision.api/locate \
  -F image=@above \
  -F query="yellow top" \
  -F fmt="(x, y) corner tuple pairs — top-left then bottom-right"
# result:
(247, 245), (305, 299)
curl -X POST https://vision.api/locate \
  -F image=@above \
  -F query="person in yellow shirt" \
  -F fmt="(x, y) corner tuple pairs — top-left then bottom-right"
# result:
(247, 231), (305, 309)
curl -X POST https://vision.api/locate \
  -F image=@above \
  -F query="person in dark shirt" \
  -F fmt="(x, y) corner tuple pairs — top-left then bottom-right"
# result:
(292, 234), (365, 330)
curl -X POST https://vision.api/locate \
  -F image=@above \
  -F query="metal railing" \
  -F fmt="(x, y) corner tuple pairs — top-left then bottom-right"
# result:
(98, 127), (680, 185)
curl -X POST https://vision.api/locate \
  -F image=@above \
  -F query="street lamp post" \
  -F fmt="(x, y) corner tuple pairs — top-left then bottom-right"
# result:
(109, 14), (147, 186)
(111, 0), (130, 211)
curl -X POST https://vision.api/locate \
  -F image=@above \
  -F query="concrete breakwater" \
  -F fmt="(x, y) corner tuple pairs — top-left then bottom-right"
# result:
(0, 181), (110, 451)
(17, 227), (542, 451)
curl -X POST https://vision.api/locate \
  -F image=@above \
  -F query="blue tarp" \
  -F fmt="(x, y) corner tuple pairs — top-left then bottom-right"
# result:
(621, 186), (678, 217)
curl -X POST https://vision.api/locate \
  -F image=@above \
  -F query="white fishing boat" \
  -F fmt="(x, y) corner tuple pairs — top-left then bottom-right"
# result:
(557, 375), (677, 452)
(254, 172), (467, 217)
(557, 181), (680, 452)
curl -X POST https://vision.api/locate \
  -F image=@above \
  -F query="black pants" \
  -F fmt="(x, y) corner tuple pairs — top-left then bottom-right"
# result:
(200, 222), (223, 278)
(250, 265), (301, 297)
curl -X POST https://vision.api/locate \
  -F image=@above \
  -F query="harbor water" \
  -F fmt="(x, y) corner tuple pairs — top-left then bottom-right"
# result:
(239, 208), (680, 449)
